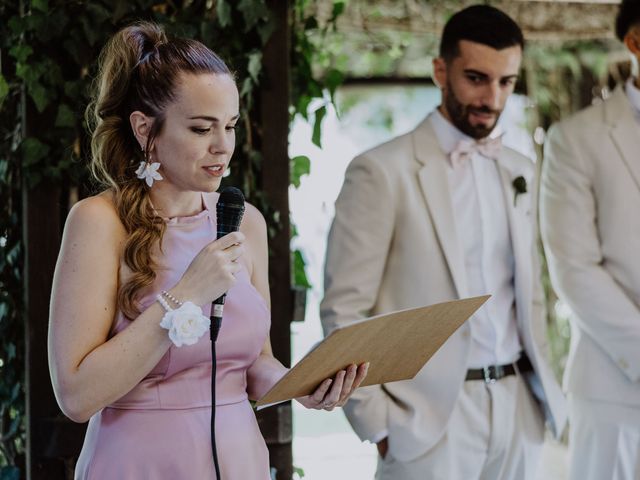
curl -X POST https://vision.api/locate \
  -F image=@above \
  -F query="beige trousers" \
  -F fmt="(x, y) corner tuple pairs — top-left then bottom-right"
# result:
(375, 374), (544, 480)
(569, 394), (640, 480)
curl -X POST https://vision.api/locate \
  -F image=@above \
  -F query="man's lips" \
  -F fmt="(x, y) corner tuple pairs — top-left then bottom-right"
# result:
(469, 110), (496, 123)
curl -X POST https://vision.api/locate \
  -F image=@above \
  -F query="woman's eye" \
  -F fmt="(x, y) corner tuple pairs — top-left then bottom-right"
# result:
(226, 125), (237, 132)
(190, 127), (210, 135)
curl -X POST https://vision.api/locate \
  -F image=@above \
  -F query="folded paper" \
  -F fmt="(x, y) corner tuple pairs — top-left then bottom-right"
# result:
(256, 295), (490, 409)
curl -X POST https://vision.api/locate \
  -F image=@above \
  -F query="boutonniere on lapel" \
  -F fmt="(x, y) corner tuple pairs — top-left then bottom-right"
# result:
(512, 176), (527, 206)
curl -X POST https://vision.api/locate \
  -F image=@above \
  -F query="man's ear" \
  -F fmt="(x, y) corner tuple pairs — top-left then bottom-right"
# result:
(433, 57), (447, 90)
(129, 111), (153, 150)
(624, 25), (640, 58)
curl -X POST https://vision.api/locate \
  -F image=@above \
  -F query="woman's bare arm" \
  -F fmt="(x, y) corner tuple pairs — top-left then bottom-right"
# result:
(48, 195), (244, 422)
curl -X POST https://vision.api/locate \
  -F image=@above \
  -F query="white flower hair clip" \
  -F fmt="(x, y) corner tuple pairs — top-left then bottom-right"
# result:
(157, 291), (210, 347)
(136, 161), (163, 187)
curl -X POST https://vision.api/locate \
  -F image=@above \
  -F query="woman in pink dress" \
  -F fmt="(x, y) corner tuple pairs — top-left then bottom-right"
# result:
(48, 22), (368, 479)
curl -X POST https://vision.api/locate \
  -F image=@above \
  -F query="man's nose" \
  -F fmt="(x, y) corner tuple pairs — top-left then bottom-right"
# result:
(482, 83), (502, 111)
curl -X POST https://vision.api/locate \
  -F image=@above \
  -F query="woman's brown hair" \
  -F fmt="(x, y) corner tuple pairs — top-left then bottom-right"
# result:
(86, 21), (231, 318)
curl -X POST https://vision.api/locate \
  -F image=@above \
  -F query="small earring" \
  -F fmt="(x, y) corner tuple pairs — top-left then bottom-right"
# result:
(135, 148), (163, 187)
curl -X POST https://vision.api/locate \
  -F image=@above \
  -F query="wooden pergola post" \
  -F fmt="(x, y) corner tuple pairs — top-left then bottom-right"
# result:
(23, 181), (84, 480)
(257, 1), (295, 479)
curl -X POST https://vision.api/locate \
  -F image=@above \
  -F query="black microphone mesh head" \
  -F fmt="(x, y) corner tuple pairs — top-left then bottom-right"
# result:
(218, 186), (245, 206)
(216, 186), (245, 238)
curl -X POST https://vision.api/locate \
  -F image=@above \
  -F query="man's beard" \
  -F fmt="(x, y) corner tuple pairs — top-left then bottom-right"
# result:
(444, 81), (501, 139)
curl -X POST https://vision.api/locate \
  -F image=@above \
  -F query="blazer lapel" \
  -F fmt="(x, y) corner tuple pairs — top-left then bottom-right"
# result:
(496, 151), (534, 326)
(607, 86), (640, 192)
(413, 119), (468, 298)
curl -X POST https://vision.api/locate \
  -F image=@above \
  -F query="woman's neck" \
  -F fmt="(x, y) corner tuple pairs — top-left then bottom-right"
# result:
(149, 184), (203, 219)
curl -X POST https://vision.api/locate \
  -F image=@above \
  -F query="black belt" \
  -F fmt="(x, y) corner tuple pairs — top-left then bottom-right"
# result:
(465, 355), (533, 384)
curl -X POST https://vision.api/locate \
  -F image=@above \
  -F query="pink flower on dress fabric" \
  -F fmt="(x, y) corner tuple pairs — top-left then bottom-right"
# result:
(135, 161), (163, 187)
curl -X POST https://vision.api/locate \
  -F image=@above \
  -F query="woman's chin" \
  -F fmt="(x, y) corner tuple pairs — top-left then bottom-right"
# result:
(202, 178), (223, 193)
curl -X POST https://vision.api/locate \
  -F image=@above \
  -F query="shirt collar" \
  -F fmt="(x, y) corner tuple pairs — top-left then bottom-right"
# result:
(428, 107), (473, 155)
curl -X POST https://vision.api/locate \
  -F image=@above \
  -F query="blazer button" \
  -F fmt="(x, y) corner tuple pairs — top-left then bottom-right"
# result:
(619, 358), (629, 370)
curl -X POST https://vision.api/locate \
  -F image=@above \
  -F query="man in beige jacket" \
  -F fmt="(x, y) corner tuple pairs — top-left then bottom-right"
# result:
(321, 5), (566, 480)
(541, 1), (640, 479)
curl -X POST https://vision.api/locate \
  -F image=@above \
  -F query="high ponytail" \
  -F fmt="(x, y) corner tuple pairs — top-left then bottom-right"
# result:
(86, 21), (231, 318)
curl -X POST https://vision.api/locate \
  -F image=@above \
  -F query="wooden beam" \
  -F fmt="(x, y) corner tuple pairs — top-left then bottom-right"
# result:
(23, 181), (71, 480)
(256, 1), (294, 479)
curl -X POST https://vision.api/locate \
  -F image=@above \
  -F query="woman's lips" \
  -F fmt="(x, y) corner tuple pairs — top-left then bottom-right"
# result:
(203, 164), (225, 177)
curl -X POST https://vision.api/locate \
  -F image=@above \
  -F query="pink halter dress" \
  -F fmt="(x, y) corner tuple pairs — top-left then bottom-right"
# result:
(74, 194), (271, 479)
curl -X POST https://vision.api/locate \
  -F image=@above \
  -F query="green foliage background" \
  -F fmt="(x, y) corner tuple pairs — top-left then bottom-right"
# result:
(0, 0), (344, 476)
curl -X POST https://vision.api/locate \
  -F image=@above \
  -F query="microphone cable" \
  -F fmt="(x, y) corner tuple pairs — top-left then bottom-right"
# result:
(209, 187), (245, 480)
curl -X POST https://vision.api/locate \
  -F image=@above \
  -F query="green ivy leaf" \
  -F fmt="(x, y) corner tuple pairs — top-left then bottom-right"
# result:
(240, 77), (253, 99)
(331, 1), (346, 22)
(311, 105), (326, 148)
(238, 0), (269, 31)
(217, 0), (232, 28)
(31, 0), (48, 13)
(29, 83), (50, 112)
(292, 250), (311, 289)
(247, 51), (263, 83)
(324, 68), (344, 103)
(8, 16), (24, 35)
(296, 95), (312, 120)
(55, 104), (75, 128)
(16, 63), (39, 83)
(257, 16), (277, 44)
(21, 137), (50, 167)
(113, 0), (130, 22)
(304, 16), (318, 30)
(290, 155), (310, 188)
(8, 44), (33, 63)
(0, 75), (9, 107)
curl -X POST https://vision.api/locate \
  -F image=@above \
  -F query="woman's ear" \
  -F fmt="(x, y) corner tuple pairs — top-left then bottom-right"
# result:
(129, 111), (152, 150)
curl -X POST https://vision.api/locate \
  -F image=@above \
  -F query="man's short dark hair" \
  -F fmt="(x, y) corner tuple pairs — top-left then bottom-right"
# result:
(439, 5), (524, 61)
(615, 0), (640, 42)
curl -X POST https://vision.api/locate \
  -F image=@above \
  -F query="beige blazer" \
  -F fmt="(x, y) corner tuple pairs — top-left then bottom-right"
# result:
(541, 86), (640, 406)
(320, 117), (566, 462)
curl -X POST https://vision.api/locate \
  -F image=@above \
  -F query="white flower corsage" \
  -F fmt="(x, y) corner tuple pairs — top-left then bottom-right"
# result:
(157, 296), (210, 347)
(135, 161), (163, 187)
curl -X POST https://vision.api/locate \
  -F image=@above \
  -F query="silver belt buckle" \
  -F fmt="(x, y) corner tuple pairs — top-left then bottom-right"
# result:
(482, 365), (503, 384)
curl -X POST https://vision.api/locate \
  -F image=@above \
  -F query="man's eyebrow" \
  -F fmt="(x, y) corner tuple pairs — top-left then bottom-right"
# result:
(463, 69), (489, 78)
(187, 114), (240, 122)
(463, 69), (518, 81)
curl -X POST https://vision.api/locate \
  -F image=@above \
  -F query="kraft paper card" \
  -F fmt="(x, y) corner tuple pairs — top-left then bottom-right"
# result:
(256, 295), (490, 409)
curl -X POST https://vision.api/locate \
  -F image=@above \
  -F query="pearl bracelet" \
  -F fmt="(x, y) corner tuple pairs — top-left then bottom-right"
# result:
(157, 291), (210, 347)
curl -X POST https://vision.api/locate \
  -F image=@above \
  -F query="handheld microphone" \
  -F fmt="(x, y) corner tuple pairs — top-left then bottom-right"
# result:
(210, 186), (245, 341)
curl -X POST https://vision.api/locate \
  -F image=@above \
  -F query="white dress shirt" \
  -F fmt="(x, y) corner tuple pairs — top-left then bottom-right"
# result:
(429, 109), (522, 368)
(625, 76), (640, 124)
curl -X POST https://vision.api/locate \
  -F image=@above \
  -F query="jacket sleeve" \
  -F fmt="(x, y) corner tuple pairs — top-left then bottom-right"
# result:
(320, 153), (394, 441)
(541, 122), (640, 382)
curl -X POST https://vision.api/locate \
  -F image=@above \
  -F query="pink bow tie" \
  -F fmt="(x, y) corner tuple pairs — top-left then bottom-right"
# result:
(449, 136), (503, 169)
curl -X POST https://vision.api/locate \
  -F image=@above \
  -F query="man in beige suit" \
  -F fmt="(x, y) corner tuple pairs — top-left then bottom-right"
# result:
(541, 2), (640, 479)
(321, 5), (566, 480)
